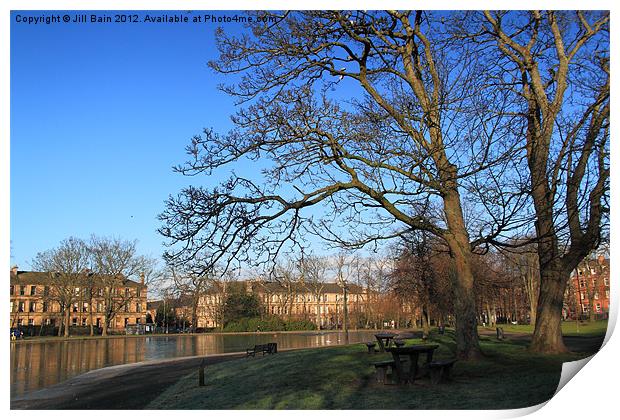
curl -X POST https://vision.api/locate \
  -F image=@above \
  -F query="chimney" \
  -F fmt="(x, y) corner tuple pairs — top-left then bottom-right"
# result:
(140, 272), (145, 285)
(11, 265), (18, 275)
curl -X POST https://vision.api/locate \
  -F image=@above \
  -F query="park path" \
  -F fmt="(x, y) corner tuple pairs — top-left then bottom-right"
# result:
(11, 352), (246, 410)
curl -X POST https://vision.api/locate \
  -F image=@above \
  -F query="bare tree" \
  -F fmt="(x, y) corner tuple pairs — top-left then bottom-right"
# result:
(168, 265), (214, 332)
(88, 236), (152, 336)
(299, 254), (328, 328)
(158, 11), (532, 359)
(272, 260), (301, 320)
(480, 11), (609, 353)
(31, 237), (90, 337)
(334, 253), (351, 342)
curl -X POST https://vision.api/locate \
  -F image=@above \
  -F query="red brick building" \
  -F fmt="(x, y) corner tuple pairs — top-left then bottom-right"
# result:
(565, 255), (610, 320)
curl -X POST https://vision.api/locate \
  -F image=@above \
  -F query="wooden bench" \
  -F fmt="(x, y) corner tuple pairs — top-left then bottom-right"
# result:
(246, 342), (278, 357)
(373, 360), (396, 384)
(366, 342), (377, 353)
(393, 339), (406, 347)
(427, 359), (456, 384)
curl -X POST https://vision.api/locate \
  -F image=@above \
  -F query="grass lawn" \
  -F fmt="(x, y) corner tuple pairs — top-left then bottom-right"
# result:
(479, 320), (609, 337)
(147, 330), (602, 410)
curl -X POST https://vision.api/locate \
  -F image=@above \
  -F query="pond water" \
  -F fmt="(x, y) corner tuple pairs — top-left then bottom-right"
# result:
(10, 330), (379, 398)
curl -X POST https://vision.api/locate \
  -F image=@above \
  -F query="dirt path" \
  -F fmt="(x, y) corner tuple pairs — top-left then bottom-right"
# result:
(10, 352), (246, 410)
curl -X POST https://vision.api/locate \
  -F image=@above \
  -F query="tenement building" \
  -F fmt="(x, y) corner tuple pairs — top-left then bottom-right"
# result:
(149, 280), (370, 330)
(566, 255), (610, 320)
(9, 266), (148, 332)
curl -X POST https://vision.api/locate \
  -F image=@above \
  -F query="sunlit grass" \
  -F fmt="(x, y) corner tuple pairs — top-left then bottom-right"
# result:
(479, 320), (608, 337)
(147, 328), (602, 410)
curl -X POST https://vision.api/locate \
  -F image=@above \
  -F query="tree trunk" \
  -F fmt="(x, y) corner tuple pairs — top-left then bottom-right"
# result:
(57, 310), (63, 337)
(422, 305), (430, 337)
(89, 294), (94, 336)
(64, 308), (70, 337)
(102, 314), (109, 336)
(443, 188), (482, 360)
(530, 263), (569, 353)
(343, 286), (349, 343)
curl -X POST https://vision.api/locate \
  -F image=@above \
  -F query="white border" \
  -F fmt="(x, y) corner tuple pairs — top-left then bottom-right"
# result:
(3, 1), (617, 419)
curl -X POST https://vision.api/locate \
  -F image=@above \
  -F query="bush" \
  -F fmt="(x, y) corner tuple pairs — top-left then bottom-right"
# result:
(222, 316), (316, 332)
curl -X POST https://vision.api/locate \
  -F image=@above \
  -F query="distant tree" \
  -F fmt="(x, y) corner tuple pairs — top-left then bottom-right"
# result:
(271, 260), (301, 320)
(168, 264), (213, 332)
(88, 236), (153, 336)
(221, 283), (262, 325)
(300, 255), (328, 328)
(31, 237), (90, 337)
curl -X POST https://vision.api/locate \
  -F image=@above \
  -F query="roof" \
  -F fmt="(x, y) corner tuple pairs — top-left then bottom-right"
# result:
(203, 280), (365, 295)
(10, 270), (144, 288)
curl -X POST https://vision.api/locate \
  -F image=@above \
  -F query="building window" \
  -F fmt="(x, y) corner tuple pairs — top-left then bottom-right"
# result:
(580, 292), (586, 300)
(596, 303), (602, 313)
(136, 303), (141, 312)
(125, 287), (130, 297)
(72, 318), (78, 326)
(83, 303), (88, 312)
(29, 302), (36, 312)
(136, 288), (141, 297)
(604, 278), (609, 286)
(605, 290), (609, 298)
(20, 286), (25, 296)
(45, 318), (51, 326)
(73, 303), (79, 312)
(579, 280), (586, 288)
(82, 318), (87, 326)
(18, 302), (25, 312)
(17, 319), (23, 327)
(124, 303), (129, 312)
(30, 286), (36, 295)
(43, 302), (49, 312)
(28, 318), (34, 326)
(136, 318), (141, 324)
(96, 318), (101, 327)
(124, 318), (129, 326)
(44, 286), (50, 296)
(10, 285), (14, 295)
(594, 292), (599, 300)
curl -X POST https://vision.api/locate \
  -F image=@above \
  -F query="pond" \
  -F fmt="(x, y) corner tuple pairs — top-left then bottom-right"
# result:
(10, 330), (379, 398)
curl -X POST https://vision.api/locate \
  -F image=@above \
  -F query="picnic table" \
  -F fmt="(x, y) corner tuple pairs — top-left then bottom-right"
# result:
(374, 332), (397, 352)
(387, 344), (439, 384)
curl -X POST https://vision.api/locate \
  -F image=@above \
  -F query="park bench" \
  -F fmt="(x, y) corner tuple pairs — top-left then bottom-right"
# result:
(393, 339), (406, 347)
(246, 342), (278, 357)
(427, 359), (456, 384)
(366, 342), (377, 353)
(373, 360), (397, 384)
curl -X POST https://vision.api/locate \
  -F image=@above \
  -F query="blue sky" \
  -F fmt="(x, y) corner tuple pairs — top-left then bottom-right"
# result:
(10, 11), (250, 268)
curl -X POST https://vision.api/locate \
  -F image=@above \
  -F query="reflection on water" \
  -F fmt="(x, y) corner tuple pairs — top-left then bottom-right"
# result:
(10, 330), (377, 398)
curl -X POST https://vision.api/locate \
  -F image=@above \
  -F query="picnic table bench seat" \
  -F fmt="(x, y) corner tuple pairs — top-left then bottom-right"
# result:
(246, 342), (278, 357)
(366, 342), (377, 353)
(427, 359), (456, 384)
(373, 360), (396, 384)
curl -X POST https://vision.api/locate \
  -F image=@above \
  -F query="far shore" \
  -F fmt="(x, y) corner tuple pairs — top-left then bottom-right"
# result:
(10, 328), (387, 344)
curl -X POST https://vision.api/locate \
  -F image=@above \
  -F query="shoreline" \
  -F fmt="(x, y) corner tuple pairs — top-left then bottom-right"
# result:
(10, 328), (388, 344)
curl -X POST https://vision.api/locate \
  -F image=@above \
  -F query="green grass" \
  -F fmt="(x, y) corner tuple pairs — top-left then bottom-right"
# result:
(147, 330), (602, 410)
(479, 320), (608, 337)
